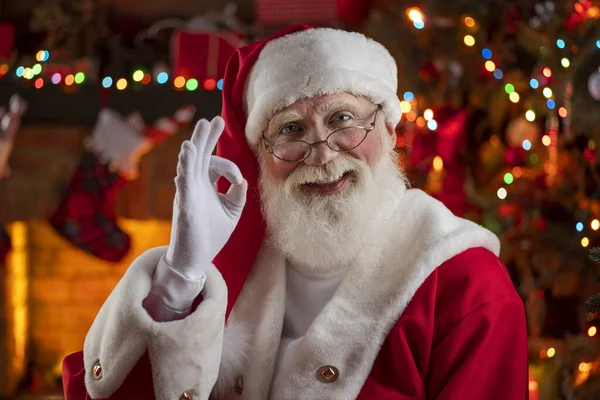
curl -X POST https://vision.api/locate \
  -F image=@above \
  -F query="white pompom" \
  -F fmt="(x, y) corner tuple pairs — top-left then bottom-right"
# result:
(588, 71), (600, 101)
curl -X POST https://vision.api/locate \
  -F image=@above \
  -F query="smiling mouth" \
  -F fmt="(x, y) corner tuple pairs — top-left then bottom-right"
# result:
(302, 171), (353, 195)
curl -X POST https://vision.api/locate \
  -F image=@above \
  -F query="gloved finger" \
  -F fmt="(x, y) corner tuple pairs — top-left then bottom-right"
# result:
(202, 116), (225, 171)
(221, 179), (247, 217)
(174, 140), (197, 206)
(208, 156), (243, 185)
(191, 119), (210, 174)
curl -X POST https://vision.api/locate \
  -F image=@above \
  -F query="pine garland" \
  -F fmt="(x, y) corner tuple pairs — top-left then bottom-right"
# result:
(586, 248), (600, 316)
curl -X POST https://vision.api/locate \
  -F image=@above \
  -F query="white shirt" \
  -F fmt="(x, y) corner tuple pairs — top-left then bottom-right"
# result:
(270, 261), (347, 398)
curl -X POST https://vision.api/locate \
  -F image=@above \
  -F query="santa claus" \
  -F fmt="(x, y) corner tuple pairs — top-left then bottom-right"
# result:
(62, 25), (527, 400)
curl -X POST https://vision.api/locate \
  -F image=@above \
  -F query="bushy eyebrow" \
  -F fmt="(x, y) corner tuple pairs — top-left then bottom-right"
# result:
(267, 97), (366, 135)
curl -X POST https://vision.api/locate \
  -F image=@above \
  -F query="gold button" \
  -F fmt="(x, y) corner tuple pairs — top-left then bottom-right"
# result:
(235, 375), (244, 394)
(92, 360), (103, 380)
(179, 390), (194, 400)
(317, 365), (339, 383)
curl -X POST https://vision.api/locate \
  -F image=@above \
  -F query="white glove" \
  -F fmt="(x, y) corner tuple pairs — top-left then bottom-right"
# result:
(165, 116), (247, 280)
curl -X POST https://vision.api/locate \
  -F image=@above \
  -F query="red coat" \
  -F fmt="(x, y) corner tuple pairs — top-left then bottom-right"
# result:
(63, 247), (528, 399)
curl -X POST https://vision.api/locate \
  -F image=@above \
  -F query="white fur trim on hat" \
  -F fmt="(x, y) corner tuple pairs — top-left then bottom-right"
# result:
(244, 28), (401, 148)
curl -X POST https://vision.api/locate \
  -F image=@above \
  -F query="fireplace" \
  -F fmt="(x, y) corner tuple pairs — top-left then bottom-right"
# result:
(1, 218), (171, 396)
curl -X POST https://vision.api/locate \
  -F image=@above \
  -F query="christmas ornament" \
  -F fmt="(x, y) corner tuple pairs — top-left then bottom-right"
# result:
(587, 71), (600, 101)
(49, 106), (195, 262)
(506, 116), (541, 149)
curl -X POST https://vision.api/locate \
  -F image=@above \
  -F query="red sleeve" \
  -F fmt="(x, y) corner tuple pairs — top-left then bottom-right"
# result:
(62, 351), (156, 400)
(427, 248), (528, 400)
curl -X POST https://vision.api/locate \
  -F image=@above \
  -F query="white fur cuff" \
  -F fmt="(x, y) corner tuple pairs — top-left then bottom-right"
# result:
(83, 246), (228, 400)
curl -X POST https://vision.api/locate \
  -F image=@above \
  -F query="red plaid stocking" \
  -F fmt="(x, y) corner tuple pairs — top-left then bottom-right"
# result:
(49, 106), (195, 262)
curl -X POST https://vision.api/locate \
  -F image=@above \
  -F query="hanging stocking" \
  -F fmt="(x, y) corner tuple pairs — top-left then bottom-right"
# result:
(0, 94), (27, 265)
(49, 106), (195, 262)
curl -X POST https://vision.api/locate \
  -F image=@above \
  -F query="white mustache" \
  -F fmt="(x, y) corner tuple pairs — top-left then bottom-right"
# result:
(286, 156), (362, 187)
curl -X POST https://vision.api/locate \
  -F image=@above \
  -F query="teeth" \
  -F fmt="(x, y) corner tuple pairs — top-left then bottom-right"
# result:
(310, 171), (347, 185)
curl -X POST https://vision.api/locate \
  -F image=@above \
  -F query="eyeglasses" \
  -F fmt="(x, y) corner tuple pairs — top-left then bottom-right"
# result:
(262, 105), (382, 162)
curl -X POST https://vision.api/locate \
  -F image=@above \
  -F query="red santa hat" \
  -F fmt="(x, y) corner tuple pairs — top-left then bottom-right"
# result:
(215, 25), (401, 318)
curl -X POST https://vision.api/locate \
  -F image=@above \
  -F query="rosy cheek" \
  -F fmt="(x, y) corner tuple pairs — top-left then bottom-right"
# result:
(268, 158), (298, 180)
(349, 133), (381, 164)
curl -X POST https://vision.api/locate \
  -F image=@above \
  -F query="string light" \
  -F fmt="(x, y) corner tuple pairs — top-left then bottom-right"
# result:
(427, 119), (438, 130)
(403, 91), (415, 101)
(186, 78), (199, 91)
(505, 83), (515, 93)
(542, 135), (551, 146)
(217, 79), (224, 90)
(32, 64), (42, 75)
(543, 87), (553, 98)
(522, 140), (532, 150)
(116, 78), (127, 90)
(582, 237), (590, 247)
(174, 76), (186, 89)
(464, 16), (475, 27)
(464, 35), (475, 46)
(64, 74), (74, 85)
(558, 107), (568, 117)
(133, 70), (144, 82)
(24, 68), (34, 80)
(543, 68), (552, 77)
(504, 173), (514, 184)
(592, 219), (600, 230)
(509, 92), (520, 103)
(556, 39), (565, 48)
(406, 111), (417, 121)
(413, 20), (425, 29)
(547, 348), (556, 358)
(493, 69), (503, 79)
(530, 78), (539, 89)
(525, 110), (536, 121)
(589, 326), (598, 337)
(74, 72), (85, 84)
(400, 101), (411, 113)
(0, 64), (8, 75)
(142, 74), (152, 85)
(497, 188), (507, 199)
(15, 67), (24, 77)
(51, 73), (61, 84)
(433, 156), (443, 171)
(406, 7), (424, 22)
(577, 222), (584, 232)
(482, 48), (492, 59)
(156, 72), (168, 84)
(203, 78), (217, 90)
(102, 77), (113, 88)
(547, 99), (556, 109)
(35, 50), (49, 62)
(561, 58), (570, 68)
(416, 116), (426, 128)
(485, 61), (495, 72)
(423, 109), (434, 121)
(34, 78), (44, 89)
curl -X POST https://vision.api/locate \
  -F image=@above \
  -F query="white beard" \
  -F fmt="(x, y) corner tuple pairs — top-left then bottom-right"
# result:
(259, 150), (409, 274)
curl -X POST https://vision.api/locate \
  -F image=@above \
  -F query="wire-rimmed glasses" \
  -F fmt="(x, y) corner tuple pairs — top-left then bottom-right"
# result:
(262, 105), (382, 162)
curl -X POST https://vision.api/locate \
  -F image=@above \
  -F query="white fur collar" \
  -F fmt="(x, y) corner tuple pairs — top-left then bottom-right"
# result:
(220, 189), (500, 399)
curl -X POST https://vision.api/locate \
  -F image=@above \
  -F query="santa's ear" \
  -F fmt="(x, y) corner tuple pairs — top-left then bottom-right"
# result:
(384, 122), (397, 146)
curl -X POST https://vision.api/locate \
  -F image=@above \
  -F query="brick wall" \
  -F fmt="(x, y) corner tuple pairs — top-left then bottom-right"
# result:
(0, 123), (187, 395)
